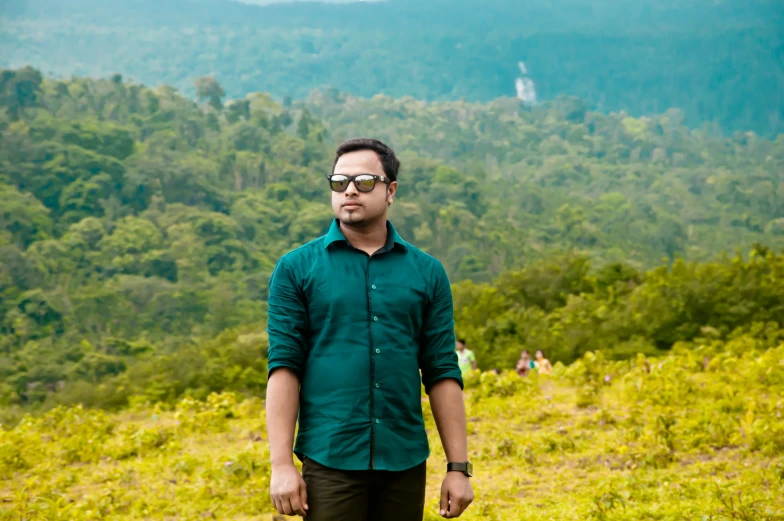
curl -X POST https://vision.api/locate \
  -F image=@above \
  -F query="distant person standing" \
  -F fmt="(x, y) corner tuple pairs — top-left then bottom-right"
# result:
(265, 138), (474, 520)
(534, 349), (553, 375)
(456, 339), (477, 377)
(515, 350), (533, 377)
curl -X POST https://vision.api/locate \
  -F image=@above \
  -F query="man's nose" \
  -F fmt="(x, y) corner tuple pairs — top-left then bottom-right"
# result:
(344, 179), (359, 196)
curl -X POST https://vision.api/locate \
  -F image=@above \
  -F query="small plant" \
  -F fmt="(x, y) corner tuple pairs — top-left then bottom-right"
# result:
(589, 489), (626, 521)
(0, 438), (28, 478)
(709, 486), (773, 521)
(496, 438), (516, 457)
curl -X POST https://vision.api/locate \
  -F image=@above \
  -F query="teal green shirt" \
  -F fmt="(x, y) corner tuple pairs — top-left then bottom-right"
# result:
(266, 219), (462, 471)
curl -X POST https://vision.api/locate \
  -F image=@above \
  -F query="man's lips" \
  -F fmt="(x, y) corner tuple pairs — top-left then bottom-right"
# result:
(342, 201), (361, 209)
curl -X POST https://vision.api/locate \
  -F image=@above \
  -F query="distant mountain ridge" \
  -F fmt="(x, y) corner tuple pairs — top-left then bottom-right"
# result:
(1, 0), (782, 135)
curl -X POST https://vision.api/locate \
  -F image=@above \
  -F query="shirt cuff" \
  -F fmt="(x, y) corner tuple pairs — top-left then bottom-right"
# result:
(423, 369), (464, 394)
(267, 360), (303, 380)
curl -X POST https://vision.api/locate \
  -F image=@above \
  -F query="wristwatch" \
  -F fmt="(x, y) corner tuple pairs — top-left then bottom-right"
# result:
(447, 461), (473, 477)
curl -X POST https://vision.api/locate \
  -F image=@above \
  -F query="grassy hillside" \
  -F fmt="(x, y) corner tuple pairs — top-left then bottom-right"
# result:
(2, 336), (782, 520)
(1, 0), (782, 135)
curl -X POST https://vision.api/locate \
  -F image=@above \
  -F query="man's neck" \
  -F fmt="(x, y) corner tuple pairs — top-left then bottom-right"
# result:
(340, 219), (388, 255)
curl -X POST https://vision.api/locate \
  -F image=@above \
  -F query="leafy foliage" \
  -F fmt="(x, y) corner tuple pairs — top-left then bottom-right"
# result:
(453, 248), (784, 369)
(0, 67), (783, 409)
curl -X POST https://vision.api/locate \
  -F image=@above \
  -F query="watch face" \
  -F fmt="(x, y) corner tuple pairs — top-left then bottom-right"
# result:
(448, 462), (473, 477)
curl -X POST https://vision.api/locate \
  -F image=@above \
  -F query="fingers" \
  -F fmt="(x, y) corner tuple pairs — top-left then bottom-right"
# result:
(445, 496), (467, 518)
(273, 492), (307, 516)
(448, 496), (469, 518)
(273, 496), (300, 517)
(441, 483), (474, 518)
(300, 480), (309, 513)
(271, 466), (309, 517)
(273, 496), (292, 516)
(439, 483), (449, 517)
(455, 485), (476, 518)
(288, 495), (307, 517)
(289, 484), (309, 518)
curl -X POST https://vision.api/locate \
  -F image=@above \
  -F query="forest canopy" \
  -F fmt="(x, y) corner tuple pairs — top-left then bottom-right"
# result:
(0, 66), (783, 412)
(1, 0), (782, 136)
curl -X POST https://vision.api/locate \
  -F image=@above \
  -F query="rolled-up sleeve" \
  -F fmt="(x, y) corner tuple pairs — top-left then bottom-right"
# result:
(266, 258), (308, 379)
(419, 261), (463, 393)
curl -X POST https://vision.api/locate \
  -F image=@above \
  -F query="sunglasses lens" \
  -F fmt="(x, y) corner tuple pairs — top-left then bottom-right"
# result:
(355, 175), (376, 192)
(329, 175), (350, 192)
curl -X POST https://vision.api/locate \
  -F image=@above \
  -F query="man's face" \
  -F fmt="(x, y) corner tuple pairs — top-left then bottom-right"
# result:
(456, 341), (465, 352)
(331, 150), (397, 227)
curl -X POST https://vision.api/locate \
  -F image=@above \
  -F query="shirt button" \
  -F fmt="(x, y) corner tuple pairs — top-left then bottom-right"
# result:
(373, 316), (378, 321)
(375, 383), (380, 388)
(371, 284), (377, 290)
(375, 419), (380, 424)
(375, 349), (380, 354)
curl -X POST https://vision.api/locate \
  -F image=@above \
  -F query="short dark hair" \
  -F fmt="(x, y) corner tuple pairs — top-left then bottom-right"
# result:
(456, 338), (466, 346)
(333, 138), (400, 182)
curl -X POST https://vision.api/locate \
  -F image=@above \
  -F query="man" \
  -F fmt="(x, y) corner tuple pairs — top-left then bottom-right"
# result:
(455, 339), (477, 377)
(265, 138), (474, 520)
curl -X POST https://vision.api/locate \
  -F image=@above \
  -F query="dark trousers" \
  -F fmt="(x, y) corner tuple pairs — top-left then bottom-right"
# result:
(301, 458), (427, 521)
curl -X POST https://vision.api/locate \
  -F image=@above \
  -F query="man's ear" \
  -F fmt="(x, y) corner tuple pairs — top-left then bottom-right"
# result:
(387, 180), (397, 205)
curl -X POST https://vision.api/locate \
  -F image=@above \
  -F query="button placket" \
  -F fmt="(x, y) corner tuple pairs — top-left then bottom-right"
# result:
(367, 255), (378, 469)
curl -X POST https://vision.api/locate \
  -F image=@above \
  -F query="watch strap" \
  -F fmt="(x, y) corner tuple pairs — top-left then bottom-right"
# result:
(446, 461), (472, 476)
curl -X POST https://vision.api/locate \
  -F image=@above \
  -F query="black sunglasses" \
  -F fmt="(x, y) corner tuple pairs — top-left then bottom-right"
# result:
(327, 174), (390, 193)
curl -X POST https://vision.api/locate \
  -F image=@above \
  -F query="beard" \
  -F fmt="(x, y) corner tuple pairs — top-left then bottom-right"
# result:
(339, 210), (373, 227)
(340, 213), (365, 226)
(337, 203), (382, 227)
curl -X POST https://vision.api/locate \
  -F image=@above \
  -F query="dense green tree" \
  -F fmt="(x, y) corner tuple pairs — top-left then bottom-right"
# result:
(0, 67), (43, 121)
(194, 76), (226, 111)
(0, 185), (53, 248)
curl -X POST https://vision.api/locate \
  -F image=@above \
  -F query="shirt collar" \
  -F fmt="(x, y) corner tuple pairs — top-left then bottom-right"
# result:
(323, 219), (408, 253)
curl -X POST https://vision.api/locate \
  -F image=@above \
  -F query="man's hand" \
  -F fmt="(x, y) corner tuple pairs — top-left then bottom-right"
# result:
(439, 472), (474, 518)
(266, 369), (304, 516)
(270, 463), (308, 517)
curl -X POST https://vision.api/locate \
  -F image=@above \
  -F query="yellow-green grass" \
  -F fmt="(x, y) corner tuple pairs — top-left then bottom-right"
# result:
(2, 337), (783, 520)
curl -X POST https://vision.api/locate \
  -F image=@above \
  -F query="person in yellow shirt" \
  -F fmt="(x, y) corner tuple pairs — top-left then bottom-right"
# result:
(534, 349), (553, 375)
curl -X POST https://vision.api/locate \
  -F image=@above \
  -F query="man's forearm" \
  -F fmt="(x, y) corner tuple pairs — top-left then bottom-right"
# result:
(429, 378), (468, 462)
(265, 368), (300, 467)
